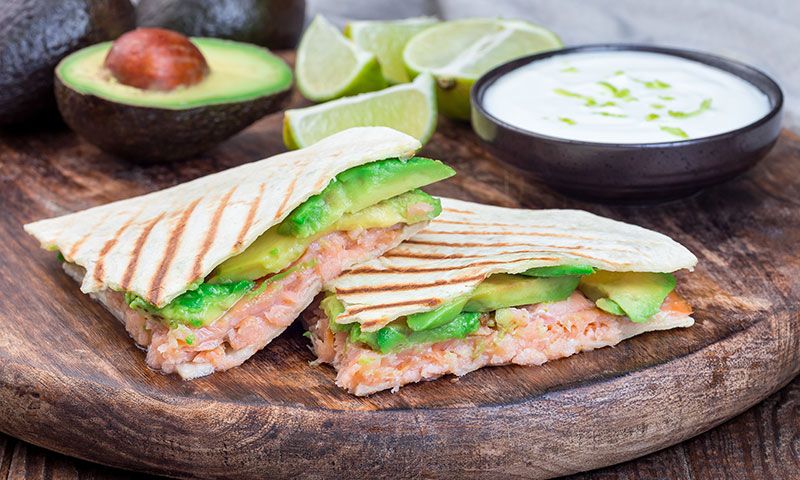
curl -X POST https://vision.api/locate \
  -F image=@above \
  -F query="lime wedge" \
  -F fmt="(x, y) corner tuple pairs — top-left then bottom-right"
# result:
(283, 73), (437, 149)
(344, 17), (438, 84)
(296, 15), (388, 102)
(403, 18), (562, 119)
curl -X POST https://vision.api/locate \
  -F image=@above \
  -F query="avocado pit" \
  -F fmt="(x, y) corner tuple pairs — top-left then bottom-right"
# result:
(104, 28), (209, 91)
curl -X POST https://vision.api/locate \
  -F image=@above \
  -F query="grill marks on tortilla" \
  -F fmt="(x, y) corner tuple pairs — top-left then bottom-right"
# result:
(92, 210), (142, 285)
(421, 228), (597, 241)
(329, 197), (696, 328)
(148, 199), (201, 304)
(344, 298), (443, 316)
(68, 212), (111, 259)
(346, 256), (561, 275)
(23, 127), (426, 305)
(274, 177), (298, 221)
(402, 238), (637, 258)
(192, 187), (237, 280)
(442, 207), (477, 215)
(335, 273), (485, 295)
(120, 213), (165, 291)
(235, 183), (265, 249)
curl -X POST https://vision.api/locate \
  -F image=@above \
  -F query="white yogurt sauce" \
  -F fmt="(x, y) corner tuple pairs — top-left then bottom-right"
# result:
(483, 50), (770, 143)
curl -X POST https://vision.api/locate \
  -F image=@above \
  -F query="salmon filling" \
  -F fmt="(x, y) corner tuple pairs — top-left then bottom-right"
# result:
(304, 291), (694, 396)
(64, 222), (426, 379)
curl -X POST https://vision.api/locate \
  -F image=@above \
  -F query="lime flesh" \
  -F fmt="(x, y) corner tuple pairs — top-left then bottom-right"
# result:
(296, 15), (387, 102)
(283, 73), (437, 149)
(344, 17), (438, 84)
(403, 18), (562, 119)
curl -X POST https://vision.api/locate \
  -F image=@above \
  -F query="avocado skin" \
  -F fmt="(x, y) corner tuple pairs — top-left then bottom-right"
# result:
(0, 0), (135, 126)
(137, 0), (306, 49)
(54, 77), (291, 163)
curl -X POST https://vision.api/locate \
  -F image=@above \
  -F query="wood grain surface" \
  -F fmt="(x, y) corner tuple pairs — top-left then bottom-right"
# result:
(0, 55), (799, 478)
(1, 372), (797, 479)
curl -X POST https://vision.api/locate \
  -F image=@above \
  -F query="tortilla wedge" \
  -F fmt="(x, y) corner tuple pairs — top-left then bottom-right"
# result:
(305, 198), (698, 395)
(24, 127), (452, 379)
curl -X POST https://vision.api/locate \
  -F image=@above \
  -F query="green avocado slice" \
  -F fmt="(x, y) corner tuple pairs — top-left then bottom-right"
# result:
(279, 157), (454, 238)
(406, 296), (469, 331)
(595, 298), (626, 316)
(463, 274), (580, 313)
(126, 280), (254, 329)
(521, 265), (596, 277)
(578, 271), (676, 323)
(374, 313), (481, 354)
(211, 189), (441, 282)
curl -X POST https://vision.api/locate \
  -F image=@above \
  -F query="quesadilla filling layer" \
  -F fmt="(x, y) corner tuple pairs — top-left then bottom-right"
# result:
(65, 157), (454, 379)
(306, 267), (694, 395)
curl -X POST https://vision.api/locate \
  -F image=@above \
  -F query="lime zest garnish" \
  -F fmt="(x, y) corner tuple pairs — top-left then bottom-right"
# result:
(634, 78), (671, 89)
(559, 117), (576, 125)
(660, 126), (689, 139)
(668, 98), (712, 119)
(614, 70), (625, 76)
(553, 88), (597, 106)
(597, 81), (635, 101)
(659, 95), (675, 101)
(646, 113), (660, 121)
(599, 101), (617, 107)
(650, 103), (665, 109)
(561, 66), (578, 73)
(593, 111), (627, 118)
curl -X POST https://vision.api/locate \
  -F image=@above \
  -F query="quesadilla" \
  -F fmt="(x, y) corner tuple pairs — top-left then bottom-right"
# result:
(304, 198), (697, 395)
(24, 127), (454, 379)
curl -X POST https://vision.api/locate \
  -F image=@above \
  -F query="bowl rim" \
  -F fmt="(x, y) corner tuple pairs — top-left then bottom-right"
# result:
(471, 43), (784, 149)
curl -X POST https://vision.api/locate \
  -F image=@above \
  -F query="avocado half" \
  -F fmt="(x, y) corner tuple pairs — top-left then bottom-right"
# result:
(0, 0), (135, 126)
(55, 38), (293, 162)
(137, 0), (306, 49)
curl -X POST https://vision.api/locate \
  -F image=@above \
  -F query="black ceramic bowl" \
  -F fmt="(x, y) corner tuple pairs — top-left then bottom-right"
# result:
(471, 44), (784, 202)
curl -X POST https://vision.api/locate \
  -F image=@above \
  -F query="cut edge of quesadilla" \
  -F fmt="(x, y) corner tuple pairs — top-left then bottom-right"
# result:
(24, 127), (455, 379)
(304, 198), (698, 395)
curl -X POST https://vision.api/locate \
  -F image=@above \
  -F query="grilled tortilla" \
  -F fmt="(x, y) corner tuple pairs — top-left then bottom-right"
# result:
(25, 127), (454, 379)
(305, 198), (698, 395)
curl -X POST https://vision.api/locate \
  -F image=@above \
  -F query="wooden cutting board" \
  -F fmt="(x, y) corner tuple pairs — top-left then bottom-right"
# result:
(0, 83), (798, 479)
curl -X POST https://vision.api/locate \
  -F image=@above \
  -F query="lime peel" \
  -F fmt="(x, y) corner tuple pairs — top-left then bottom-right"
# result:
(284, 73), (437, 149)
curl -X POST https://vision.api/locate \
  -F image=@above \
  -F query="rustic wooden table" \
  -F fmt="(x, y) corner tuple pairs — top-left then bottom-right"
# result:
(2, 374), (798, 479)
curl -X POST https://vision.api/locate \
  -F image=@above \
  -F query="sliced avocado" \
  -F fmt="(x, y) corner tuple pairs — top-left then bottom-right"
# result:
(349, 324), (379, 350)
(408, 312), (481, 348)
(211, 190), (441, 282)
(376, 324), (410, 353)
(463, 274), (579, 313)
(595, 298), (626, 316)
(320, 294), (346, 328)
(522, 265), (596, 277)
(137, 0), (306, 49)
(406, 297), (469, 331)
(54, 37), (292, 162)
(0, 0), (135, 125)
(372, 313), (481, 353)
(126, 279), (254, 328)
(279, 157), (455, 238)
(578, 271), (676, 323)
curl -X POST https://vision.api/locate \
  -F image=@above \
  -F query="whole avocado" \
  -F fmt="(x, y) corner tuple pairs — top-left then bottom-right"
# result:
(136, 0), (306, 49)
(0, 0), (135, 126)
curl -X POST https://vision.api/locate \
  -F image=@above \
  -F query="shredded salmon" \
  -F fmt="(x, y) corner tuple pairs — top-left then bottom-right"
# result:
(66, 222), (426, 379)
(305, 291), (695, 396)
